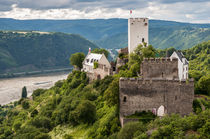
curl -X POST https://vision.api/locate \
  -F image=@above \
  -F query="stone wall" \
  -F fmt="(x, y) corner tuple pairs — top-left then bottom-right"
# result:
(119, 77), (194, 118)
(141, 58), (178, 79)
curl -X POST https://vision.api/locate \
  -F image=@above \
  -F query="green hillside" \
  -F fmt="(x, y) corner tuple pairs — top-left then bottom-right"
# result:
(0, 31), (98, 73)
(0, 18), (210, 49)
(0, 41), (209, 139)
(96, 27), (210, 49)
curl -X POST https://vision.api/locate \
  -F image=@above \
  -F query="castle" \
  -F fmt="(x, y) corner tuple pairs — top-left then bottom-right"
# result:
(81, 17), (194, 127)
(119, 57), (194, 126)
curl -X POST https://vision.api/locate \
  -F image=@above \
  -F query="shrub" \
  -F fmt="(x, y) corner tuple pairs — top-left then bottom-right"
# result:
(70, 100), (96, 124)
(193, 99), (202, 113)
(104, 78), (119, 106)
(117, 122), (146, 139)
(30, 116), (53, 131)
(32, 89), (46, 99)
(13, 120), (22, 131)
(21, 100), (30, 109)
(31, 109), (38, 117)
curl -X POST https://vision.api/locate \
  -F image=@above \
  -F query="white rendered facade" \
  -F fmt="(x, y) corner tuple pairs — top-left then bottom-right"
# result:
(170, 51), (189, 80)
(82, 53), (111, 73)
(128, 18), (149, 54)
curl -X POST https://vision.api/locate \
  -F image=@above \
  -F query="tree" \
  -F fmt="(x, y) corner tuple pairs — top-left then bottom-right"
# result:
(197, 75), (210, 95)
(21, 86), (27, 98)
(70, 100), (96, 124)
(70, 52), (85, 69)
(128, 44), (156, 76)
(92, 48), (109, 58)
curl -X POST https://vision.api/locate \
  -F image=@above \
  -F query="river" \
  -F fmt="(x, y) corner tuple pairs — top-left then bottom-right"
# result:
(0, 72), (69, 105)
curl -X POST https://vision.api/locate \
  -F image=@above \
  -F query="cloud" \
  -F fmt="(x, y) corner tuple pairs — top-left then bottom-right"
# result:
(0, 0), (209, 23)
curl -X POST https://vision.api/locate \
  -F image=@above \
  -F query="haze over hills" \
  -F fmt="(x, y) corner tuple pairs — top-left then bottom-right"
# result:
(0, 18), (210, 49)
(0, 31), (98, 73)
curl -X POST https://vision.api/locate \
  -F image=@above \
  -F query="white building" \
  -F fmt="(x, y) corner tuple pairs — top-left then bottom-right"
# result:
(170, 51), (189, 80)
(82, 52), (111, 80)
(128, 18), (149, 54)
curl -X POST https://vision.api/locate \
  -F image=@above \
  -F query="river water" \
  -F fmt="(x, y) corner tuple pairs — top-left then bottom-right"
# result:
(0, 73), (69, 105)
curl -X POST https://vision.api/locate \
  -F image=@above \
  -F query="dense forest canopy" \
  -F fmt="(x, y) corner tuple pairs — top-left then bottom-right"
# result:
(0, 31), (98, 73)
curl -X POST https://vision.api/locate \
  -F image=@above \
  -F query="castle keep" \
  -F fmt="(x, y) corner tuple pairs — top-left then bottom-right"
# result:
(119, 58), (194, 126)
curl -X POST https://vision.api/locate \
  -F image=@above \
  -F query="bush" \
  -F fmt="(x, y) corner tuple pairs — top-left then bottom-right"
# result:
(70, 100), (96, 124)
(31, 109), (38, 117)
(21, 100), (30, 109)
(117, 122), (146, 139)
(13, 120), (22, 131)
(193, 99), (202, 113)
(32, 89), (46, 100)
(196, 75), (210, 95)
(104, 78), (119, 107)
(30, 116), (53, 131)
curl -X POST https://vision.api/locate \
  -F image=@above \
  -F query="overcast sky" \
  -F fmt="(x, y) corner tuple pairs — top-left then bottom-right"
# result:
(0, 0), (209, 23)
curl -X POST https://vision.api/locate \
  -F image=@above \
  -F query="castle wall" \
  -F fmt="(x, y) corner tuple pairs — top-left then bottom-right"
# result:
(128, 18), (149, 54)
(119, 78), (194, 117)
(141, 58), (178, 79)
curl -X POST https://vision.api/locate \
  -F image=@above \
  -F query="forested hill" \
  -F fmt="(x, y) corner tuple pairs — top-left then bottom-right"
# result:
(0, 31), (98, 73)
(0, 18), (210, 49)
(0, 41), (209, 139)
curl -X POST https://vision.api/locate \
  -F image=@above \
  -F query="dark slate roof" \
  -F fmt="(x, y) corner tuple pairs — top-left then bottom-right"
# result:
(175, 51), (188, 64)
(175, 51), (184, 62)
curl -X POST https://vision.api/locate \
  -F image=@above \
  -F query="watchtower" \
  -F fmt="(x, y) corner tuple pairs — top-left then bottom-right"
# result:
(128, 18), (149, 54)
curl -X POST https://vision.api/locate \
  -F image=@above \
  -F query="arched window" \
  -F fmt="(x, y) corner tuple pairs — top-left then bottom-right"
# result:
(142, 38), (145, 42)
(123, 96), (127, 102)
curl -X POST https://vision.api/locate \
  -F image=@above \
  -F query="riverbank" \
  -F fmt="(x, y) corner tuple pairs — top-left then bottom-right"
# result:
(0, 67), (72, 79)
(0, 72), (69, 105)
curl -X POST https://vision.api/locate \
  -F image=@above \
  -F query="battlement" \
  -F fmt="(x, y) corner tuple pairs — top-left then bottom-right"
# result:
(142, 57), (178, 63)
(120, 77), (194, 84)
(129, 18), (148, 22)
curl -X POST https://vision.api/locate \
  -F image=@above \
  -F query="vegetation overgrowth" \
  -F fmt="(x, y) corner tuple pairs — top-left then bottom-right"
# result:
(0, 41), (209, 138)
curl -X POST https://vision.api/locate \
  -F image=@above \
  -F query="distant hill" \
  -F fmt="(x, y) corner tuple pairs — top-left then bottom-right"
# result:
(0, 18), (210, 49)
(0, 31), (98, 73)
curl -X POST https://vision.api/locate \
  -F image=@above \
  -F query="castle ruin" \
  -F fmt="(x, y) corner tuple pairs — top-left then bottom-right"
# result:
(119, 58), (194, 126)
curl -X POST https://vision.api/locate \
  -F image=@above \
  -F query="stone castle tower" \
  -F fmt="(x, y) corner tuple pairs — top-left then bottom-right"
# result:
(128, 18), (149, 54)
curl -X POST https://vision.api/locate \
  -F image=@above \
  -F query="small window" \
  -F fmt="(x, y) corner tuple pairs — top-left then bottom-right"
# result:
(142, 38), (145, 42)
(175, 96), (177, 100)
(123, 96), (127, 102)
(162, 72), (164, 78)
(86, 59), (89, 63)
(143, 19), (145, 22)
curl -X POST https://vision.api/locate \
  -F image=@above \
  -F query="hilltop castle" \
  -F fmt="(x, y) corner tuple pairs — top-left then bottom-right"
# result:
(81, 17), (194, 127)
(119, 57), (194, 126)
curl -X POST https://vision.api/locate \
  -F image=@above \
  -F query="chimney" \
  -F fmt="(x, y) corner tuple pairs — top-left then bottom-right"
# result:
(89, 48), (91, 53)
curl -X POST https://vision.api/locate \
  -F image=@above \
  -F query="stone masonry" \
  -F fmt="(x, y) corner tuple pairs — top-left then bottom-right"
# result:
(119, 58), (194, 126)
(141, 58), (178, 79)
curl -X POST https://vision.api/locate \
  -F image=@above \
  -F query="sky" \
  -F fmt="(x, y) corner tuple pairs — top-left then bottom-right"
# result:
(0, 0), (210, 23)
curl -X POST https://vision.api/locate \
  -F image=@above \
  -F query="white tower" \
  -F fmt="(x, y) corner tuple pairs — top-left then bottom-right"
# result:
(128, 18), (149, 54)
